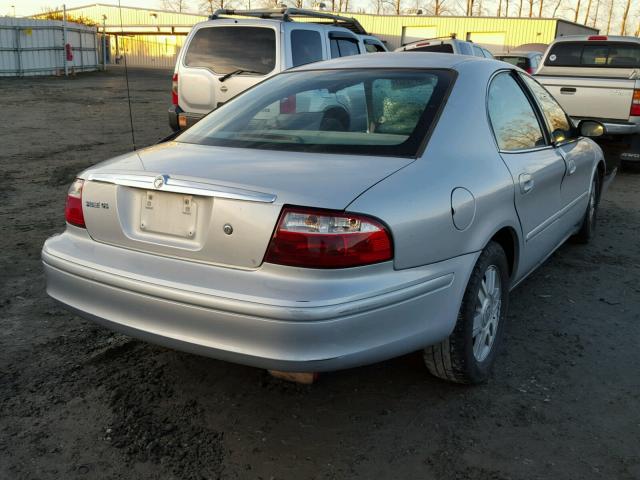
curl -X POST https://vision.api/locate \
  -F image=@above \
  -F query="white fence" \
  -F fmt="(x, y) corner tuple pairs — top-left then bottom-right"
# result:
(0, 17), (99, 77)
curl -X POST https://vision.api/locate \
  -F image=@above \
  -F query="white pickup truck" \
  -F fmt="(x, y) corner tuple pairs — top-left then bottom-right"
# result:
(536, 35), (640, 165)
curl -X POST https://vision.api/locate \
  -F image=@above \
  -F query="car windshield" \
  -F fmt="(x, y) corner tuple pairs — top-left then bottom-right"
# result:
(184, 26), (276, 75)
(545, 42), (640, 68)
(177, 68), (454, 157)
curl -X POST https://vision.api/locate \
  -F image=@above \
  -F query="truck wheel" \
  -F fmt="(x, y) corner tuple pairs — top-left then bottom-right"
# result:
(424, 241), (509, 384)
(572, 174), (599, 244)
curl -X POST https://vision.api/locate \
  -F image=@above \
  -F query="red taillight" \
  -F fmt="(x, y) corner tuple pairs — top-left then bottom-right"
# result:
(416, 41), (430, 47)
(264, 207), (393, 268)
(525, 66), (534, 74)
(631, 89), (640, 116)
(171, 73), (178, 106)
(280, 95), (296, 114)
(65, 178), (85, 228)
(588, 35), (608, 41)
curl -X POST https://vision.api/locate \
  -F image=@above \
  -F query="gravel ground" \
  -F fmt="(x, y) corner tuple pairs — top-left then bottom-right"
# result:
(1, 67), (639, 480)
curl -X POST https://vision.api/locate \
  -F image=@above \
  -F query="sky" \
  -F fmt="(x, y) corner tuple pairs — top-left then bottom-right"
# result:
(1, 0), (637, 35)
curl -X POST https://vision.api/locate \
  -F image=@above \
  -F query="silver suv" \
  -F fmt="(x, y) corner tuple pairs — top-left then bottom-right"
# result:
(395, 36), (494, 58)
(169, 8), (378, 131)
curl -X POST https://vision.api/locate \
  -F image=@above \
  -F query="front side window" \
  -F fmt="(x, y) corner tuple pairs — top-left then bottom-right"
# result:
(330, 37), (360, 58)
(178, 69), (454, 157)
(487, 72), (546, 151)
(364, 41), (386, 53)
(185, 26), (276, 75)
(291, 30), (323, 67)
(519, 74), (575, 143)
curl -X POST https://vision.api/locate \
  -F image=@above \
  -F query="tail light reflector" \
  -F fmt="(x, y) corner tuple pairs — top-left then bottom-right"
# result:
(631, 89), (640, 116)
(264, 207), (392, 268)
(171, 73), (178, 106)
(65, 178), (85, 228)
(588, 35), (608, 41)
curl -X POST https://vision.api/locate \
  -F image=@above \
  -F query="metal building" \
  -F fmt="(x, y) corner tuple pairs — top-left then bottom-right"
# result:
(32, 4), (598, 68)
(0, 16), (98, 76)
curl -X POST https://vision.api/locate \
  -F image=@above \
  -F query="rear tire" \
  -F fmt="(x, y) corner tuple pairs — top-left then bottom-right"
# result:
(424, 241), (509, 384)
(572, 173), (599, 244)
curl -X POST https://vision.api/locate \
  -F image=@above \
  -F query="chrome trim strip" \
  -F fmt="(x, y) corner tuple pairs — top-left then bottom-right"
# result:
(85, 172), (277, 203)
(526, 191), (588, 242)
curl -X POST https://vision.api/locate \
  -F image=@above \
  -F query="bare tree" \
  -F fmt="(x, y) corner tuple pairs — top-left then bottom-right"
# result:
(528, 0), (534, 16)
(573, 0), (581, 22)
(538, 0), (544, 16)
(505, 0), (510, 16)
(591, 0), (600, 26)
(552, 0), (562, 16)
(620, 0), (631, 34)
(431, 0), (448, 15)
(518, 0), (523, 16)
(162, 0), (190, 12)
(497, 0), (502, 15)
(582, 0), (592, 23)
(467, 0), (476, 15)
(606, 0), (614, 34)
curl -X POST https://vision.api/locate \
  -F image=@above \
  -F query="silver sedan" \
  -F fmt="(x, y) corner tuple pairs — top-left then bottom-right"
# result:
(42, 53), (607, 384)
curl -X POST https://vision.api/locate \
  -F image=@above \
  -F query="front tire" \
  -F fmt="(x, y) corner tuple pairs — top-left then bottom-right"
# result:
(424, 241), (509, 384)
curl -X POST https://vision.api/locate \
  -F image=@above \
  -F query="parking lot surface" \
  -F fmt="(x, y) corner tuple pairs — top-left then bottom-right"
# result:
(1, 68), (639, 480)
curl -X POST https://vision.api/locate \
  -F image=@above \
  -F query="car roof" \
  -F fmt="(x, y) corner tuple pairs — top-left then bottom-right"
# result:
(291, 51), (490, 72)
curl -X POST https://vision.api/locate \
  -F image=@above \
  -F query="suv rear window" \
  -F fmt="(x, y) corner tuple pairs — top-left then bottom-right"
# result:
(545, 42), (640, 67)
(409, 43), (454, 54)
(184, 26), (276, 75)
(178, 69), (455, 157)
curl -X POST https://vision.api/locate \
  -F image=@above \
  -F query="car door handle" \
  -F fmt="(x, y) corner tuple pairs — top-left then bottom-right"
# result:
(519, 173), (534, 194)
(567, 158), (577, 175)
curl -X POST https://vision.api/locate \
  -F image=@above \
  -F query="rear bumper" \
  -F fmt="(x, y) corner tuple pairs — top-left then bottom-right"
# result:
(168, 105), (205, 131)
(601, 121), (640, 136)
(42, 228), (477, 372)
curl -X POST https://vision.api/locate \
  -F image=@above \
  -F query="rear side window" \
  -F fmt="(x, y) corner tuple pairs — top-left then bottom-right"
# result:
(472, 45), (484, 57)
(291, 30), (323, 67)
(545, 42), (640, 67)
(330, 36), (360, 58)
(487, 72), (546, 151)
(519, 74), (575, 142)
(409, 43), (454, 53)
(185, 26), (276, 75)
(458, 43), (473, 55)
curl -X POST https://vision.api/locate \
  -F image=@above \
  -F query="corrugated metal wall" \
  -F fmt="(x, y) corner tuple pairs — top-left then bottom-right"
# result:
(0, 17), (98, 76)
(347, 14), (598, 50)
(111, 35), (185, 69)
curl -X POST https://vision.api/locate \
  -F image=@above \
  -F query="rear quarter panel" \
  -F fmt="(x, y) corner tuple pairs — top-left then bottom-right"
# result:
(348, 61), (521, 270)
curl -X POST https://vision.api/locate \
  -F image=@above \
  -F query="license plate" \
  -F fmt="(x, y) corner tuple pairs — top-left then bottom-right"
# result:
(140, 190), (198, 238)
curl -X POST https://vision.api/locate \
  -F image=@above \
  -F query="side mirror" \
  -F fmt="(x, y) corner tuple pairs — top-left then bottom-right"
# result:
(579, 120), (605, 138)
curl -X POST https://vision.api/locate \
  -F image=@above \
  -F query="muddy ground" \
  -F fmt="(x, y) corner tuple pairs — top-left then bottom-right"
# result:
(1, 68), (639, 480)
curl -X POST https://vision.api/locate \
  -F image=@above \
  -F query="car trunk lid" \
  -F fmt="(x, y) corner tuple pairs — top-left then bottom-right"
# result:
(79, 142), (412, 269)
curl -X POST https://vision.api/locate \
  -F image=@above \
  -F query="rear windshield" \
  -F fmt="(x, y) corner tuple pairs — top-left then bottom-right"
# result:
(409, 43), (454, 54)
(497, 56), (529, 69)
(177, 69), (454, 157)
(184, 26), (276, 75)
(545, 42), (640, 68)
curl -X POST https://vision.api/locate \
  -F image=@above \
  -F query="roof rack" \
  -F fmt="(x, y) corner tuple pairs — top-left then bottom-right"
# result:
(208, 8), (368, 35)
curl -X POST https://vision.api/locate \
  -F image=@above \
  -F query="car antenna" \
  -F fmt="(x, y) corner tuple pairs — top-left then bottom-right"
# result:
(118, 0), (136, 151)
